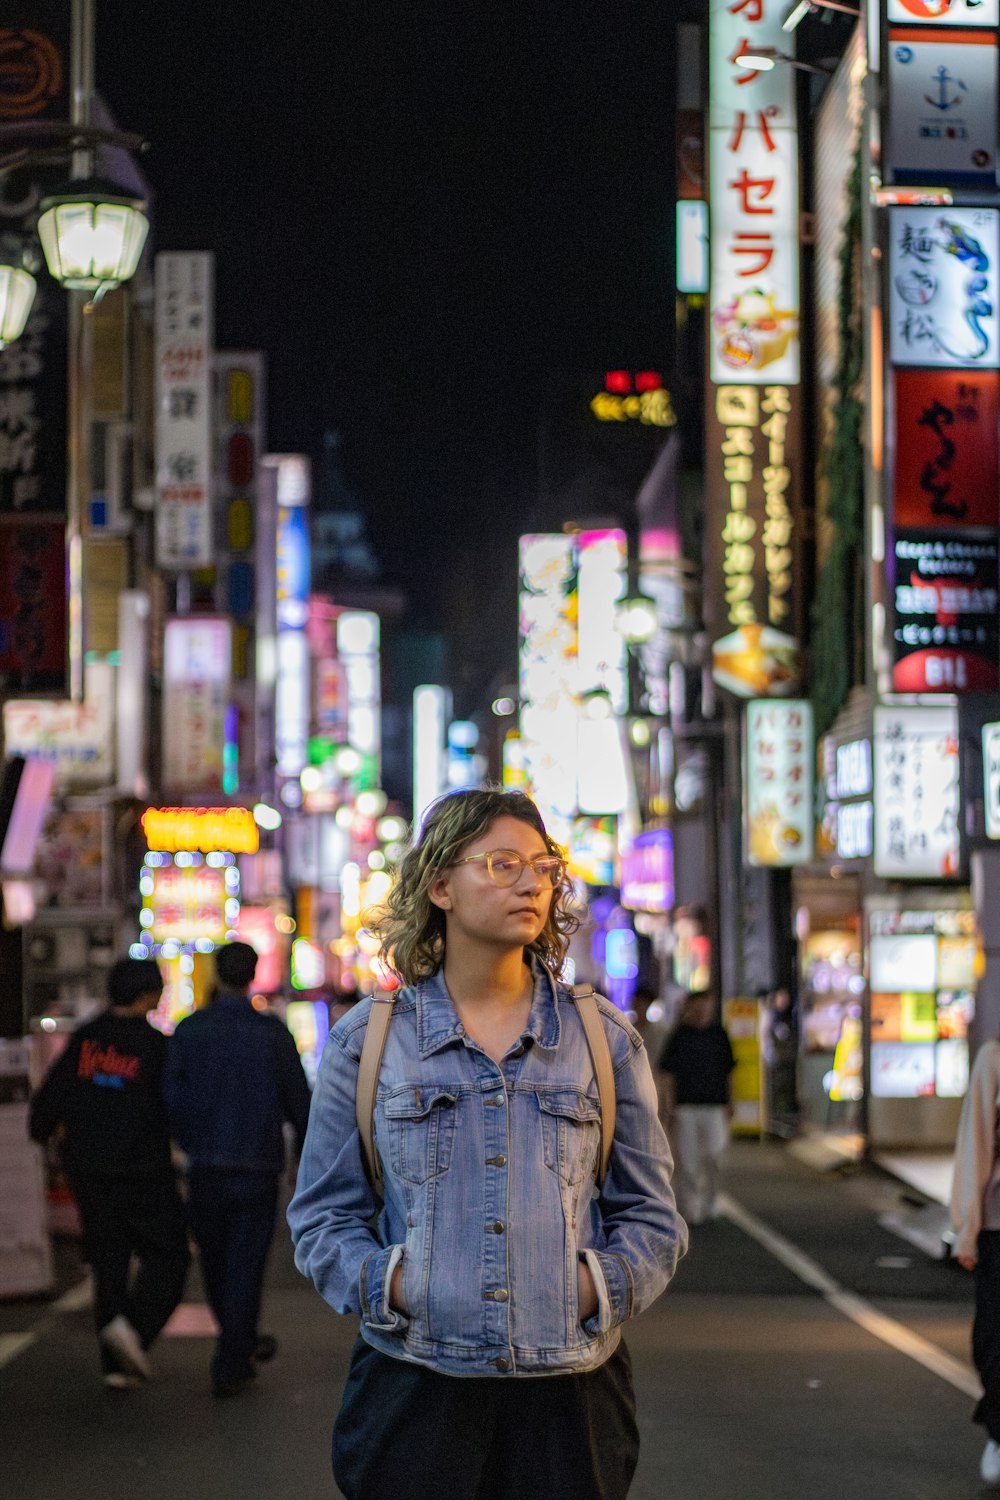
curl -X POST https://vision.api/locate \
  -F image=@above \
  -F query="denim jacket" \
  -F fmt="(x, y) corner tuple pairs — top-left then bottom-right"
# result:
(288, 963), (687, 1377)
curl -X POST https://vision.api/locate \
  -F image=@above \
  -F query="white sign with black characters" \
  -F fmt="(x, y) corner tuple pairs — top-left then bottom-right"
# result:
(155, 252), (215, 569)
(983, 722), (1000, 839)
(874, 705), (961, 879)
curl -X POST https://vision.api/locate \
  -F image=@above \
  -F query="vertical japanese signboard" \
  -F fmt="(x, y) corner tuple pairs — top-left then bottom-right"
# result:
(273, 456), (311, 782)
(887, 209), (1000, 694)
(982, 720), (1000, 839)
(161, 616), (232, 795)
(744, 699), (814, 866)
(893, 369), (999, 528)
(518, 533), (579, 835)
(155, 253), (214, 569)
(709, 0), (799, 386)
(707, 0), (802, 695)
(0, 11), (72, 697)
(873, 704), (961, 878)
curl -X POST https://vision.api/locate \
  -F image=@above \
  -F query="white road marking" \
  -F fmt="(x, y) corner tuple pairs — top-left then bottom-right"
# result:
(52, 1277), (92, 1313)
(719, 1191), (982, 1400)
(0, 1277), (91, 1372)
(0, 1333), (36, 1369)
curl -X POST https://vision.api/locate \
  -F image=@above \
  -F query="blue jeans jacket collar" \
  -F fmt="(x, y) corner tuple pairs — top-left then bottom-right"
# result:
(415, 960), (562, 1058)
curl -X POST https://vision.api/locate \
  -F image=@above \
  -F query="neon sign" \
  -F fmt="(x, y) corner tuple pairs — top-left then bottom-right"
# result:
(591, 372), (677, 426)
(142, 806), (260, 854)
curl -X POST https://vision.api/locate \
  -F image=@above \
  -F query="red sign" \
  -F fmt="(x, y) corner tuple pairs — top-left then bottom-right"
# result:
(0, 517), (66, 694)
(892, 531), (999, 692)
(893, 369), (1000, 528)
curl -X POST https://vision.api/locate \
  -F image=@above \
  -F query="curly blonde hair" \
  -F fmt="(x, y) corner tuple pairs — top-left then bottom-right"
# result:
(370, 788), (578, 986)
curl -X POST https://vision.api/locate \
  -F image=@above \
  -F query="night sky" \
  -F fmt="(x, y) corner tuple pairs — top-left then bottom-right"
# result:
(97, 1), (704, 702)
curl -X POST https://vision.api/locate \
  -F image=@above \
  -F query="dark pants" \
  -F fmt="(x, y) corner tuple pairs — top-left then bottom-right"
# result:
(70, 1171), (189, 1370)
(333, 1336), (640, 1500)
(974, 1231), (1000, 1441)
(186, 1168), (278, 1384)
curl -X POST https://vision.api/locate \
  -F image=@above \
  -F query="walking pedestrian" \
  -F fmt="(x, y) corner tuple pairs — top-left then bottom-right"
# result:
(950, 1036), (1000, 1487)
(289, 787), (686, 1500)
(164, 940), (312, 1397)
(28, 957), (189, 1389)
(660, 991), (735, 1225)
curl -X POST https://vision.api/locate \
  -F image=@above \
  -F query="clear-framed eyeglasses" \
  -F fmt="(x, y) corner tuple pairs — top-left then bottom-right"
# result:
(452, 849), (566, 888)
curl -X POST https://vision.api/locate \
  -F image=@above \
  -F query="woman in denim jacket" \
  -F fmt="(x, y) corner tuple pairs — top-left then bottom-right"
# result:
(289, 788), (687, 1500)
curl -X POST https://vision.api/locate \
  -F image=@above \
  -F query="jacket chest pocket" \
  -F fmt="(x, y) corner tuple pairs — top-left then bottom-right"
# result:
(382, 1086), (459, 1185)
(538, 1089), (601, 1186)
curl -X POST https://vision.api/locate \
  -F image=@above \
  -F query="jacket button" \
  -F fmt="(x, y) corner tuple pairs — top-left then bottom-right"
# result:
(492, 1357), (510, 1372)
(493, 1288), (509, 1302)
(490, 1221), (505, 1234)
(487, 1154), (506, 1167)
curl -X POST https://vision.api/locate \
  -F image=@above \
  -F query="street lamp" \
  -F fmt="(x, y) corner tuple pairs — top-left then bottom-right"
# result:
(37, 177), (148, 298)
(0, 258), (37, 349)
(735, 46), (835, 75)
(615, 593), (659, 648)
(782, 0), (859, 31)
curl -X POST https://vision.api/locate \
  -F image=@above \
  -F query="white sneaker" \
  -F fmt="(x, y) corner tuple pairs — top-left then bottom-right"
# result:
(980, 1439), (1000, 1486)
(99, 1315), (151, 1381)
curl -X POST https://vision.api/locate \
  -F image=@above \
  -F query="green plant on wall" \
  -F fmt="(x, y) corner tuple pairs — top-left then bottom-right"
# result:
(810, 139), (864, 738)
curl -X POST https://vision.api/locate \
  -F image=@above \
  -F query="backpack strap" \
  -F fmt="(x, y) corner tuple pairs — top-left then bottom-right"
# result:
(356, 988), (397, 1193)
(571, 983), (616, 1187)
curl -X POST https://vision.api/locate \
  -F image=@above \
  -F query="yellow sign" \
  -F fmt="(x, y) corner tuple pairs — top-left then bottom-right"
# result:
(723, 997), (762, 1136)
(590, 389), (677, 427)
(142, 806), (259, 854)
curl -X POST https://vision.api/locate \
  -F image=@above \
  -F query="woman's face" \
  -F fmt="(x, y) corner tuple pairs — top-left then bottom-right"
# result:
(428, 814), (556, 953)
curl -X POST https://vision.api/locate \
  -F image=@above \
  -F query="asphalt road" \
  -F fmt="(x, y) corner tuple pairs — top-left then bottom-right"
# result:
(1, 1142), (988, 1499)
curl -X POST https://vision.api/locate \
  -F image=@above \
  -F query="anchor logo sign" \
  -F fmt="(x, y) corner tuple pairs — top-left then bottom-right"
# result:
(924, 65), (968, 110)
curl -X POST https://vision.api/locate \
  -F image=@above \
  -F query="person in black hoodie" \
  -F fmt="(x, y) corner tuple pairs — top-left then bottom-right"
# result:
(29, 957), (189, 1388)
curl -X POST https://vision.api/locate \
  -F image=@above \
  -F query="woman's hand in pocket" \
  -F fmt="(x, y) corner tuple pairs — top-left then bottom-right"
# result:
(578, 1259), (598, 1322)
(389, 1258), (408, 1313)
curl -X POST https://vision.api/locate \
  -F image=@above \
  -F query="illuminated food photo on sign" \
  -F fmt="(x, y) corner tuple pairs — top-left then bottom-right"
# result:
(891, 531), (999, 691)
(887, 0), (999, 25)
(712, 624), (800, 699)
(893, 368), (1000, 527)
(889, 207), (1000, 368)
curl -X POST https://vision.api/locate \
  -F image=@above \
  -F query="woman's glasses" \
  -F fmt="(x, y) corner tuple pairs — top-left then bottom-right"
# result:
(452, 849), (566, 888)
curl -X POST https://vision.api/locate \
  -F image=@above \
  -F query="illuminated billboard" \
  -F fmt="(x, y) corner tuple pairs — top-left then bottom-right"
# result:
(744, 700), (813, 866)
(518, 530), (629, 827)
(155, 253), (214, 569)
(889, 208), (1000, 369)
(162, 617), (232, 795)
(873, 705), (961, 878)
(887, 30), (998, 185)
(709, 0), (799, 385)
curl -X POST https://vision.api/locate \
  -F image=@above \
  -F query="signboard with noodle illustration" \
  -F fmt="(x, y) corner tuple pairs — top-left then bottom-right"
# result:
(889, 207), (1000, 368)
